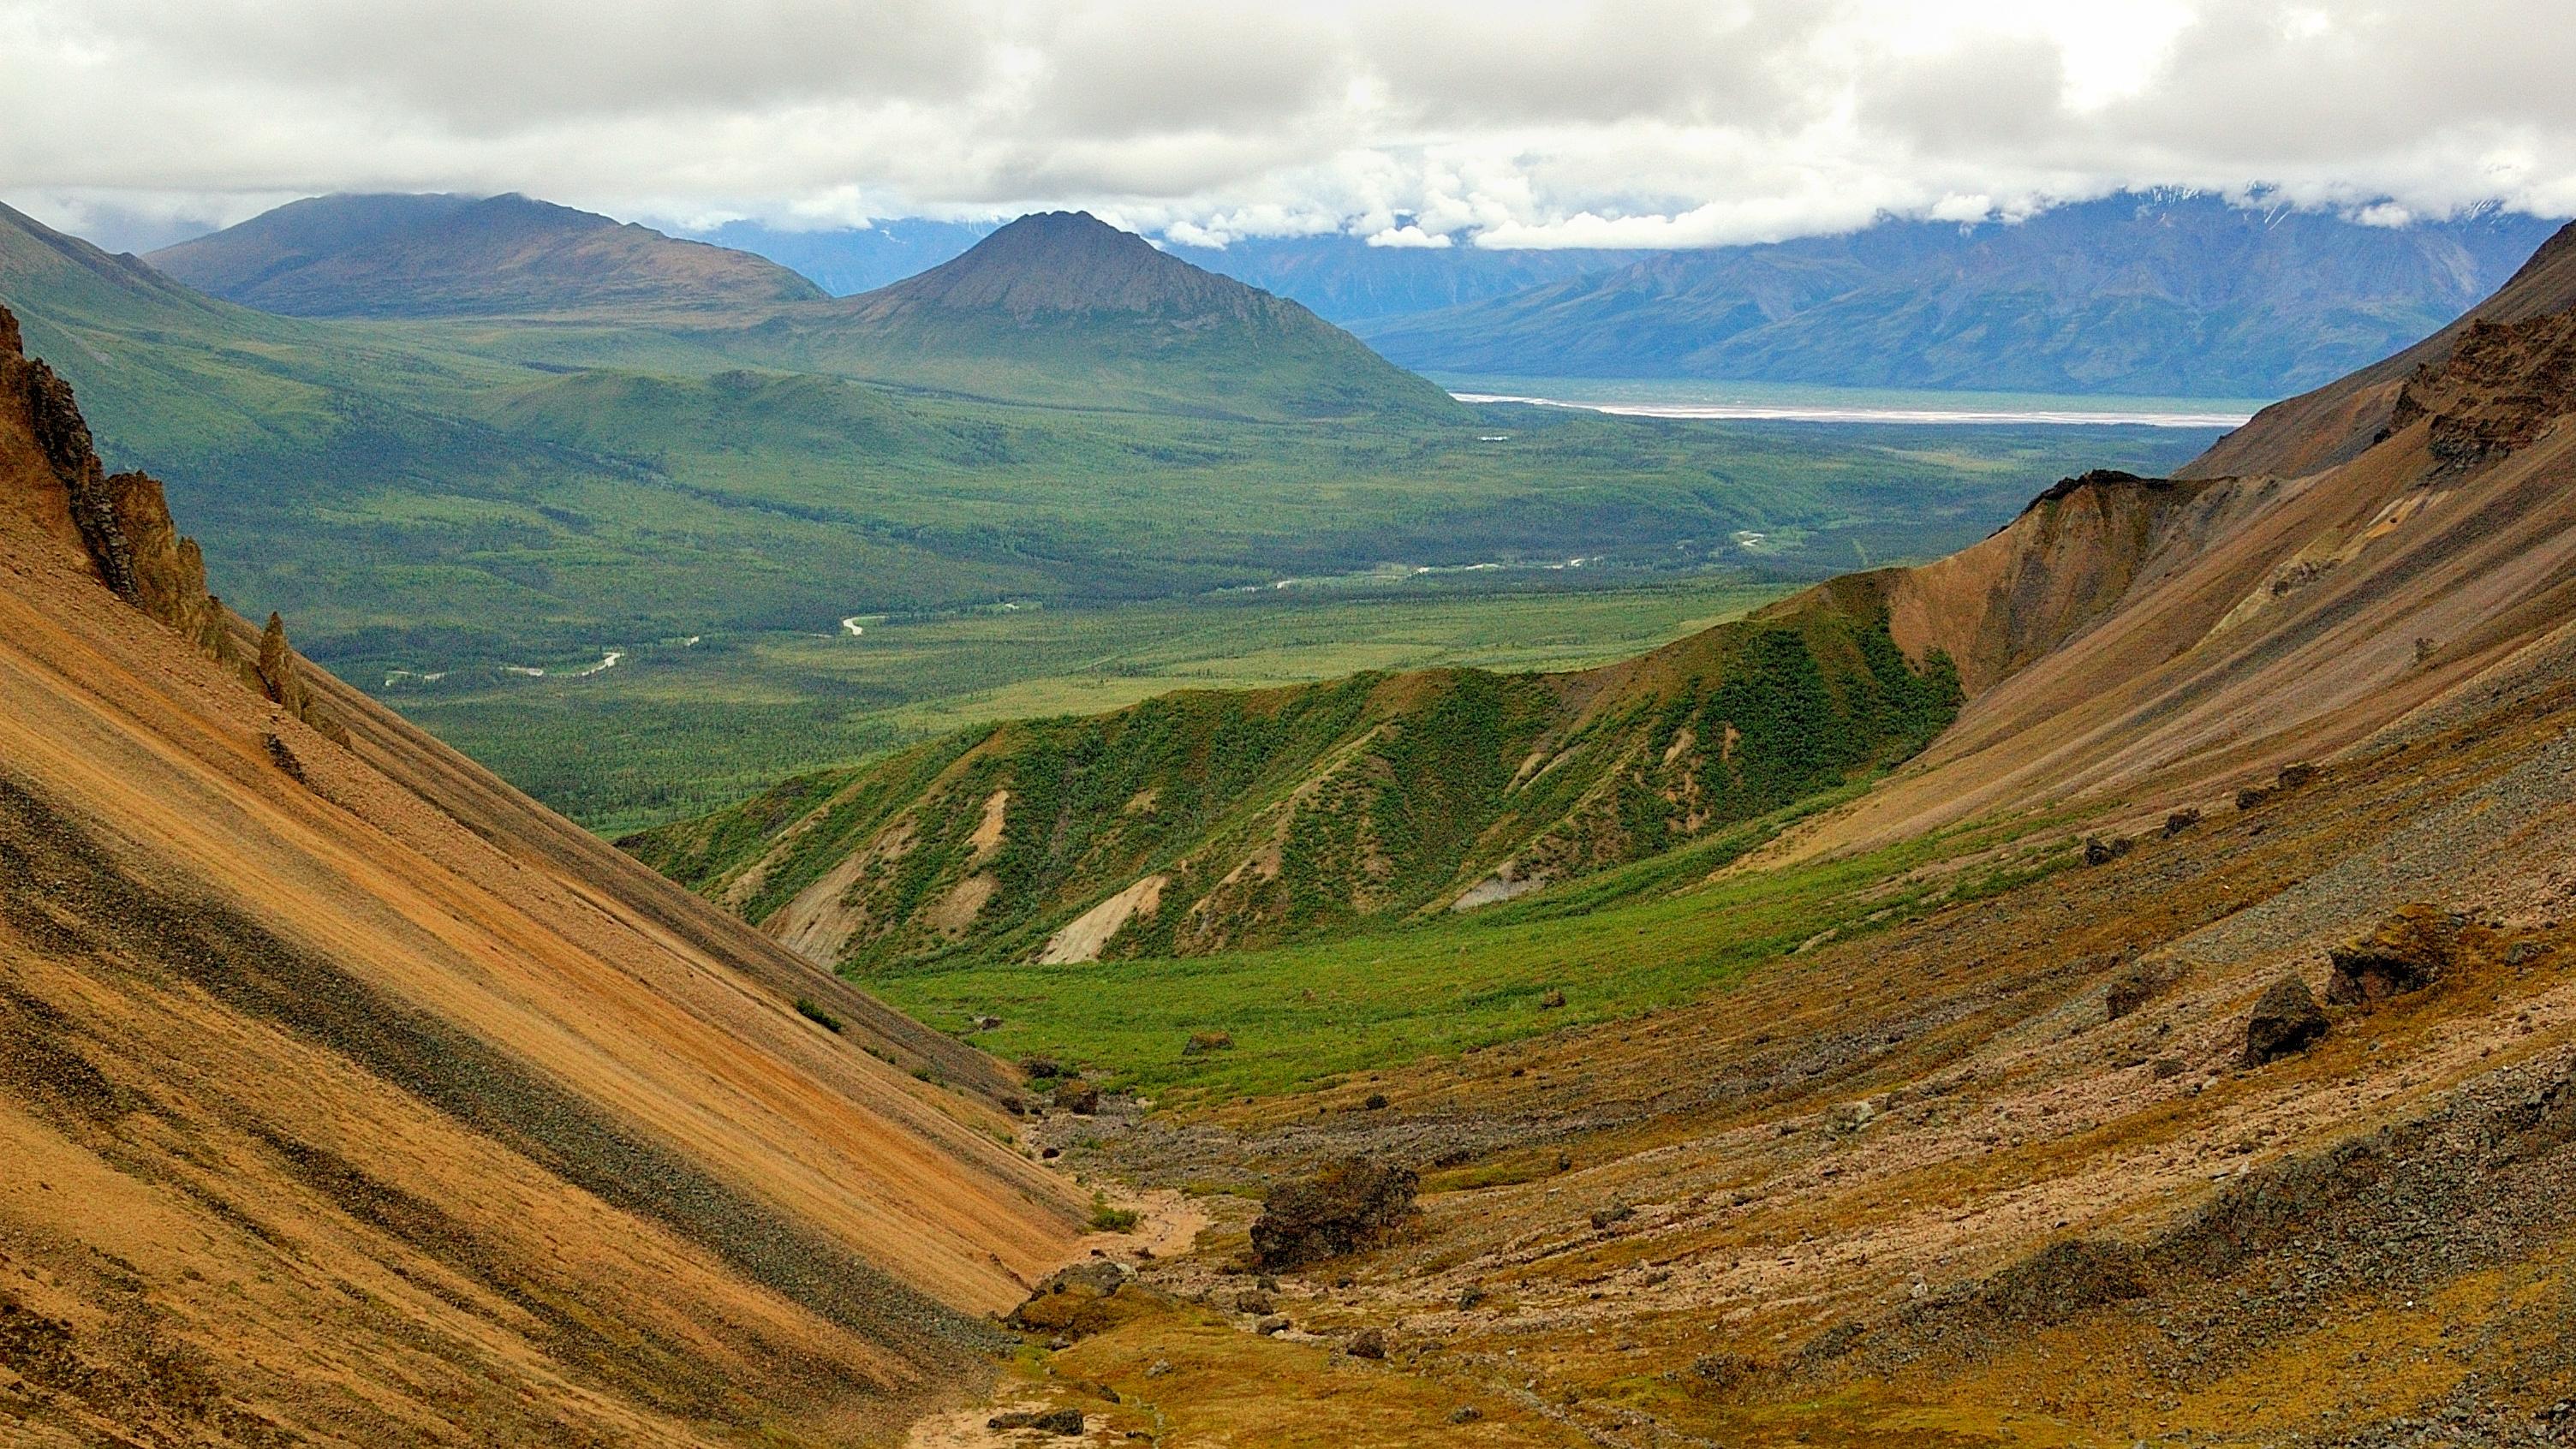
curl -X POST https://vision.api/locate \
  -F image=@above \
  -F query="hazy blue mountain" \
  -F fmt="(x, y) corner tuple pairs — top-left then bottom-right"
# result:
(696, 219), (1642, 323)
(1164, 236), (1651, 323)
(149, 193), (826, 318)
(685, 218), (994, 295)
(1357, 194), (2567, 397)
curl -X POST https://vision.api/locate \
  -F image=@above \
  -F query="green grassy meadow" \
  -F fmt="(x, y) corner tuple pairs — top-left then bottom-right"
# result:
(868, 798), (2084, 1104)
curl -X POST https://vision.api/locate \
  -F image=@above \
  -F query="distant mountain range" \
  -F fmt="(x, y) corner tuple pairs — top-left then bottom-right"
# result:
(126, 189), (2573, 399)
(1356, 194), (2567, 397)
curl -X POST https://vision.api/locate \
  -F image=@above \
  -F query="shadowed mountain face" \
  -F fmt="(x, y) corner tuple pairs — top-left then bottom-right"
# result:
(1360, 194), (2564, 397)
(0, 302), (1084, 1444)
(149, 192), (826, 318)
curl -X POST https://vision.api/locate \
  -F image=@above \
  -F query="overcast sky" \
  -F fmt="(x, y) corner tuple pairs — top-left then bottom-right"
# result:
(5, 0), (2573, 253)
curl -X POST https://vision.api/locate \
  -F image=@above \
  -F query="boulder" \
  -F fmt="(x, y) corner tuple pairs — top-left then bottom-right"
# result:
(2327, 904), (2466, 1005)
(1690, 1351), (1768, 1392)
(1347, 1327), (1386, 1359)
(1007, 1261), (1156, 1341)
(1052, 1078), (1101, 1115)
(2162, 808), (2203, 838)
(2082, 835), (2134, 867)
(2104, 958), (2180, 1020)
(1182, 1029), (1234, 1055)
(2242, 976), (2329, 1067)
(987, 1408), (1085, 1435)
(1249, 1156), (1421, 1269)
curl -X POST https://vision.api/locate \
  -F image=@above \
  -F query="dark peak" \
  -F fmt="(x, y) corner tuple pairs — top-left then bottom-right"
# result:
(0, 301), (20, 360)
(850, 208), (1273, 319)
(944, 210), (1168, 275)
(987, 209), (1142, 247)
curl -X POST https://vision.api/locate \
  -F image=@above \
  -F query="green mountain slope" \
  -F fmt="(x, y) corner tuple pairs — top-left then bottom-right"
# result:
(148, 193), (826, 318)
(622, 579), (1959, 969)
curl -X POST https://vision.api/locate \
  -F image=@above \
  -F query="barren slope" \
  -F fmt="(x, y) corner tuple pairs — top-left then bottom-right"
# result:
(0, 304), (1085, 1446)
(1771, 222), (2576, 859)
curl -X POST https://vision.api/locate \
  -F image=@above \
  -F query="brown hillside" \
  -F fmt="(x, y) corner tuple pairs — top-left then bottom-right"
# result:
(0, 303), (1085, 1445)
(1770, 221), (2576, 860)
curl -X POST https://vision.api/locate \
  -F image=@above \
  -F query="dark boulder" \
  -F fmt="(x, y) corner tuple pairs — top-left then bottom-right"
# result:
(2242, 976), (2329, 1066)
(1249, 1156), (1421, 1269)
(2104, 958), (2179, 1020)
(987, 1408), (1085, 1434)
(1052, 1078), (1101, 1115)
(1347, 1327), (1386, 1359)
(2082, 835), (2134, 867)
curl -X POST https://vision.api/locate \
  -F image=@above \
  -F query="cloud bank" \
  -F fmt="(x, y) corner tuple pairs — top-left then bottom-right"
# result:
(4, 0), (2573, 251)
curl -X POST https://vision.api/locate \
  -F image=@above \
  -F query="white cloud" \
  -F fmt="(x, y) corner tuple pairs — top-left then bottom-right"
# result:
(2, 0), (2571, 251)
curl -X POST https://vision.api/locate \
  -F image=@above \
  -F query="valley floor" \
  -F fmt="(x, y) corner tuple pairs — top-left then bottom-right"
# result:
(924, 647), (2576, 1447)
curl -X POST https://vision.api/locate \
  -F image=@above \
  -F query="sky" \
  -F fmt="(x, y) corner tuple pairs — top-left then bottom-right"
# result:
(4, 0), (2573, 253)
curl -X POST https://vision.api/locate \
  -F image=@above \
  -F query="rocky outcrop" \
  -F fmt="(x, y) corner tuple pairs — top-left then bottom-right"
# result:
(2386, 309), (2576, 471)
(0, 302), (339, 737)
(1852, 468), (2227, 695)
(1249, 1156), (1421, 1268)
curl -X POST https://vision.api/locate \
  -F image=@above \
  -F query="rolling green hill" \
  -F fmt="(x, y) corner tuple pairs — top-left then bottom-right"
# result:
(621, 576), (1959, 969)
